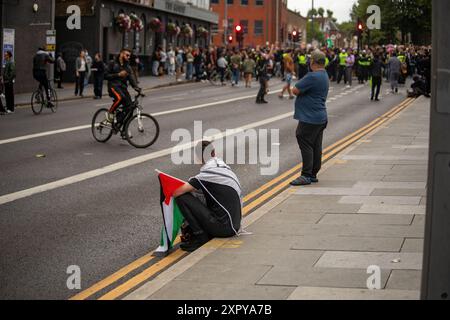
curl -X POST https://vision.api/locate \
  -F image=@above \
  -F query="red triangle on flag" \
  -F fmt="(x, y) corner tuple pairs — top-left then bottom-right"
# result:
(158, 172), (186, 205)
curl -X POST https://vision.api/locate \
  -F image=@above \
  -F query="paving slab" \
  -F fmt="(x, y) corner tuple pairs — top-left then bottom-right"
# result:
(317, 214), (413, 226)
(401, 238), (424, 252)
(385, 270), (422, 291)
(294, 187), (374, 196)
(341, 155), (428, 161)
(175, 263), (272, 285)
(315, 251), (423, 270)
(291, 235), (404, 252)
(358, 204), (426, 215)
(370, 188), (427, 197)
(199, 248), (324, 269)
(248, 221), (424, 238)
(353, 181), (426, 189)
(257, 267), (391, 288)
(287, 286), (419, 300)
(339, 196), (421, 205)
(150, 281), (296, 300)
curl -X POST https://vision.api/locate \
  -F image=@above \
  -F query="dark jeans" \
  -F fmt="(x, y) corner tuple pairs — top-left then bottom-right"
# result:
(93, 74), (104, 98)
(371, 76), (382, 99)
(296, 121), (327, 178)
(337, 65), (346, 84)
(4, 82), (14, 112)
(175, 193), (236, 238)
(33, 70), (51, 100)
(56, 70), (64, 88)
(75, 72), (86, 96)
(256, 76), (268, 102)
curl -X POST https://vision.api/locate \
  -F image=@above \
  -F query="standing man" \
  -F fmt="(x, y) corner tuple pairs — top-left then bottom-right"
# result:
(370, 54), (384, 101)
(290, 50), (329, 186)
(278, 49), (295, 99)
(2, 51), (16, 114)
(388, 52), (401, 93)
(297, 49), (309, 80)
(345, 49), (355, 88)
(337, 49), (348, 84)
(91, 53), (105, 99)
(55, 53), (66, 89)
(255, 47), (273, 104)
(230, 49), (242, 86)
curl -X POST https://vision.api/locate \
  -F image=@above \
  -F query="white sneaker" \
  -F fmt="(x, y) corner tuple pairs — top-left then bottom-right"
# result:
(105, 112), (114, 123)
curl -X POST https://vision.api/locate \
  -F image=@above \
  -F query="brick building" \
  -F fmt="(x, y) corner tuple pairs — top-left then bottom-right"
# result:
(210, 0), (294, 48)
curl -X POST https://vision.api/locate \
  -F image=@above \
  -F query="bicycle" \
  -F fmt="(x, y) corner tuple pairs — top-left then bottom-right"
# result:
(31, 80), (58, 115)
(209, 66), (232, 86)
(91, 92), (160, 148)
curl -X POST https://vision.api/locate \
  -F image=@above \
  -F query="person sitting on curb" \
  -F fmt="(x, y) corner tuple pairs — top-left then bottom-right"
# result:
(173, 141), (242, 252)
(290, 50), (330, 186)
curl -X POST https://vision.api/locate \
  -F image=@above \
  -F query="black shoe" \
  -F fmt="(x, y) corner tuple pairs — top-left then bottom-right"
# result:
(261, 100), (269, 104)
(310, 176), (319, 183)
(375, 98), (380, 101)
(290, 176), (312, 186)
(180, 234), (209, 252)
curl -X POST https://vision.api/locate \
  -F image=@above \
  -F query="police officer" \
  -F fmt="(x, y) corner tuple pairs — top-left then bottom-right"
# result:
(337, 49), (348, 84)
(297, 50), (308, 80)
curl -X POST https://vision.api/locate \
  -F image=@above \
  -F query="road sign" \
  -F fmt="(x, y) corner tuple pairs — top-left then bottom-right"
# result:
(2, 29), (15, 65)
(331, 34), (336, 40)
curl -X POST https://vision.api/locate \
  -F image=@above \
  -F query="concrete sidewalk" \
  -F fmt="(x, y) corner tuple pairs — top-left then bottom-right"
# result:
(125, 97), (429, 300)
(14, 75), (189, 106)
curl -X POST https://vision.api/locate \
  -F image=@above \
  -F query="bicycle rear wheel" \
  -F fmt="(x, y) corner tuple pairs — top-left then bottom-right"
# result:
(31, 91), (44, 115)
(49, 89), (58, 113)
(209, 71), (220, 86)
(124, 113), (159, 148)
(91, 108), (114, 143)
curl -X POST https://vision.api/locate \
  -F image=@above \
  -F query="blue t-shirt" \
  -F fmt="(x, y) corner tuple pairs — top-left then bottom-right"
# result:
(294, 70), (329, 124)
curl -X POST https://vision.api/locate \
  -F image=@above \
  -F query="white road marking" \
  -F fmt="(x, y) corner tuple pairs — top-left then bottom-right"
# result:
(0, 111), (294, 206)
(0, 89), (283, 146)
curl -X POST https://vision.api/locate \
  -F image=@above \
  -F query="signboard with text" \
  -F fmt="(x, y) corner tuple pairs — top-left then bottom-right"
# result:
(2, 29), (15, 65)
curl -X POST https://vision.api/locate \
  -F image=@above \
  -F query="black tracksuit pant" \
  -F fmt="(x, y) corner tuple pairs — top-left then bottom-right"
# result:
(256, 76), (268, 102)
(4, 82), (14, 112)
(371, 76), (382, 99)
(296, 121), (327, 178)
(175, 193), (235, 238)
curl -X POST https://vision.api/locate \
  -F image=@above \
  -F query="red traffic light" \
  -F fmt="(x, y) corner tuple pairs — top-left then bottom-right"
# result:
(292, 30), (297, 36)
(228, 35), (233, 43)
(235, 25), (242, 32)
(358, 23), (363, 31)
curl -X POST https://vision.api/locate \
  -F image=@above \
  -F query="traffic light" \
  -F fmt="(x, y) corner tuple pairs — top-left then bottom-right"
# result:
(292, 30), (298, 42)
(357, 19), (364, 34)
(228, 35), (233, 44)
(235, 24), (244, 46)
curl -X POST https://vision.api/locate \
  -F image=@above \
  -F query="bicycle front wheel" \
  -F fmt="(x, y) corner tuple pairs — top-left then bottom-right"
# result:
(31, 91), (44, 115)
(124, 113), (160, 148)
(91, 108), (114, 143)
(49, 89), (58, 113)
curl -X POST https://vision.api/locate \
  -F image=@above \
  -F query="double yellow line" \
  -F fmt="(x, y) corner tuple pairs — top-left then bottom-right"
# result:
(70, 97), (415, 301)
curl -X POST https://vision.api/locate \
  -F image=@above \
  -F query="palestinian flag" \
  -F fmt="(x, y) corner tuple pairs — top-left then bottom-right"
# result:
(155, 171), (185, 253)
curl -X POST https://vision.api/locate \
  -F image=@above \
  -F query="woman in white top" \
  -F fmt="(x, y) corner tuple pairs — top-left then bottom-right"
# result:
(75, 50), (88, 96)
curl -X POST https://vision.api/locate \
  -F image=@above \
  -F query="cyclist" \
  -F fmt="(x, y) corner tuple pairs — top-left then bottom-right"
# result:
(32, 47), (55, 108)
(104, 48), (142, 136)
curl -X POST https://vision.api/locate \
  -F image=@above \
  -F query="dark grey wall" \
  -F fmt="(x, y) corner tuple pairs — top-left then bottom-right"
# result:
(2, 0), (54, 93)
(56, 16), (98, 82)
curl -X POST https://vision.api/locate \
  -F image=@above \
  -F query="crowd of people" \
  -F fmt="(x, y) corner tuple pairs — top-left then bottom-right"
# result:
(145, 43), (432, 102)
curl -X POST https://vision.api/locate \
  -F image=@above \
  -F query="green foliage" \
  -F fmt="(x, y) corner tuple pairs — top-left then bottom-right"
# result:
(307, 21), (325, 44)
(345, 0), (431, 45)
